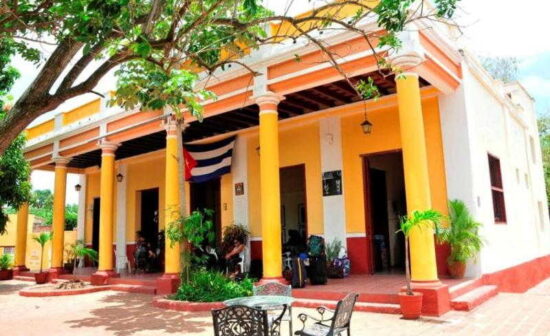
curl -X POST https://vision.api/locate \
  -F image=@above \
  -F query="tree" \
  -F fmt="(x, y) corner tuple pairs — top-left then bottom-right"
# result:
(0, 0), (460, 154)
(31, 189), (53, 209)
(0, 37), (31, 234)
(481, 56), (519, 83)
(538, 111), (550, 206)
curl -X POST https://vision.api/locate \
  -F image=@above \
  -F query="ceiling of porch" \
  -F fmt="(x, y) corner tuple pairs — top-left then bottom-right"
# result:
(63, 71), (428, 169)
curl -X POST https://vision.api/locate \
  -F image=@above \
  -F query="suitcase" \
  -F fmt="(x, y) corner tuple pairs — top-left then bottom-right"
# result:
(291, 257), (307, 288)
(308, 255), (328, 285)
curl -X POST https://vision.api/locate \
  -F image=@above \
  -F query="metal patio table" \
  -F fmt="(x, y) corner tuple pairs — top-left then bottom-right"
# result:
(224, 295), (295, 336)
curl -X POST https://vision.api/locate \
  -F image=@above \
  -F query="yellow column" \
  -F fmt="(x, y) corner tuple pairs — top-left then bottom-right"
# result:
(256, 92), (284, 281)
(51, 157), (69, 274)
(164, 119), (181, 275)
(14, 202), (29, 272)
(396, 72), (439, 282)
(97, 141), (119, 273)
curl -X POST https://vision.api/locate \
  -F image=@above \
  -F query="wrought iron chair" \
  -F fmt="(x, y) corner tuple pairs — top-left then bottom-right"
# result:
(254, 283), (293, 336)
(212, 304), (288, 336)
(295, 293), (358, 336)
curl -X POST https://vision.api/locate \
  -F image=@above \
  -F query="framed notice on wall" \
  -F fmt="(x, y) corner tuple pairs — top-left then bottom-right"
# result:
(322, 170), (343, 196)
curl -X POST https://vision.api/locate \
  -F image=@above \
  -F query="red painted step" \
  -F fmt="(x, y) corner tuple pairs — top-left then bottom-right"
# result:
(450, 285), (498, 311)
(449, 278), (483, 300)
(14, 275), (35, 282)
(110, 284), (157, 295)
(294, 298), (401, 315)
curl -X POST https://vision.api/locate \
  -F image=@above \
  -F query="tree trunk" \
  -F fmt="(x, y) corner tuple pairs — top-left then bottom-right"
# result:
(176, 121), (189, 282)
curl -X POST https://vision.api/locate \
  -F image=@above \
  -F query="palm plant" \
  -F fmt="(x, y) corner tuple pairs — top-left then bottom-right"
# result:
(69, 240), (98, 279)
(0, 254), (12, 270)
(398, 210), (445, 295)
(33, 232), (52, 273)
(439, 200), (483, 265)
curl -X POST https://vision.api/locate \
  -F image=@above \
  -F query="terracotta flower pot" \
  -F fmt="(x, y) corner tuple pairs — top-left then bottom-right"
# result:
(0, 269), (13, 280)
(448, 261), (466, 279)
(398, 291), (423, 320)
(34, 272), (49, 284)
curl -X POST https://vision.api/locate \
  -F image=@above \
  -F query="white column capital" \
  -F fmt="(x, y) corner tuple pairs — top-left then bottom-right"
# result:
(53, 156), (70, 167)
(253, 91), (285, 107)
(98, 140), (120, 155)
(388, 30), (425, 72)
(162, 115), (184, 137)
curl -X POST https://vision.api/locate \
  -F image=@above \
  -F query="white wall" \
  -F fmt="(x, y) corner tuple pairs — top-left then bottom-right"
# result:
(440, 59), (550, 276)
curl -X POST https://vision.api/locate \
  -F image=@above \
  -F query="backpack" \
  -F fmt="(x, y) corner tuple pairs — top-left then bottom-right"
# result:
(307, 235), (326, 257)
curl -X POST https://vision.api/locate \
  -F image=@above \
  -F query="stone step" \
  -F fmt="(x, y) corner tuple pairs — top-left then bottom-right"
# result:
(449, 278), (483, 300)
(14, 275), (35, 282)
(110, 284), (157, 295)
(293, 298), (401, 315)
(450, 285), (498, 311)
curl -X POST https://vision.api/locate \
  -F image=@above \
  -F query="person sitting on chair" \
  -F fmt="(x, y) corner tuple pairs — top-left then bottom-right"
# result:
(225, 237), (245, 279)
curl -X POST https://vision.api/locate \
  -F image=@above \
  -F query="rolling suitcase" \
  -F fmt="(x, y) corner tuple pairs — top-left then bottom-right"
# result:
(308, 255), (328, 285)
(291, 257), (307, 288)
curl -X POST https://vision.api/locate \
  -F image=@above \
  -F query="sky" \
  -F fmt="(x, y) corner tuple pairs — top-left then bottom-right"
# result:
(22, 0), (550, 204)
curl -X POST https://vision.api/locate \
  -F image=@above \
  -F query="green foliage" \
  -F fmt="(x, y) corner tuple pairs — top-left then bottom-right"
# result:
(398, 210), (445, 238)
(167, 208), (215, 273)
(481, 56), (519, 83)
(0, 253), (13, 270)
(64, 204), (79, 230)
(538, 112), (550, 206)
(439, 200), (483, 263)
(172, 269), (253, 302)
(356, 77), (381, 100)
(28, 189), (77, 229)
(31, 189), (53, 209)
(66, 239), (98, 262)
(0, 37), (32, 235)
(32, 231), (52, 273)
(398, 209), (445, 294)
(221, 223), (250, 254)
(326, 239), (344, 261)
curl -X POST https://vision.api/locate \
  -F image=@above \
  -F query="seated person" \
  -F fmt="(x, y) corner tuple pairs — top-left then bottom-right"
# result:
(134, 231), (156, 273)
(284, 229), (307, 256)
(224, 237), (245, 279)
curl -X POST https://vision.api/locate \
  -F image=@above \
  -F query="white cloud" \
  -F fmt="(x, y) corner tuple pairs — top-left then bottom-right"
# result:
(459, 0), (550, 57)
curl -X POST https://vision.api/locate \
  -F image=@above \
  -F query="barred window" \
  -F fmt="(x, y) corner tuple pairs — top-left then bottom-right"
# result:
(488, 154), (507, 223)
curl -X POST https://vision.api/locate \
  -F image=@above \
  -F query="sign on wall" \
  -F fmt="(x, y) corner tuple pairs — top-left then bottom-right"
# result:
(322, 170), (343, 196)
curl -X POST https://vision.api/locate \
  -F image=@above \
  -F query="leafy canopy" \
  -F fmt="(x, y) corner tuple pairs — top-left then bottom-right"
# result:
(0, 0), (460, 154)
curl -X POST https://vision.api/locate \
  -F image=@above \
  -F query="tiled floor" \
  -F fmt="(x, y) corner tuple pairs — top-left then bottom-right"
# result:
(2, 277), (550, 335)
(294, 273), (470, 294)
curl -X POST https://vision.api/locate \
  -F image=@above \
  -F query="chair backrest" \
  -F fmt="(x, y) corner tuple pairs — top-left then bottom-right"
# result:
(253, 282), (292, 297)
(330, 293), (358, 331)
(212, 305), (269, 336)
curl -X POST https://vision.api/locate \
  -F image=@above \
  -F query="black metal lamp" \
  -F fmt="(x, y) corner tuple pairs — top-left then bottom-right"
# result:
(116, 173), (124, 182)
(75, 184), (82, 192)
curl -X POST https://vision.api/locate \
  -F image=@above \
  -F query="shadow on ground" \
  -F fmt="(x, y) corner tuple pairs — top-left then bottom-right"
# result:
(66, 292), (211, 335)
(0, 281), (31, 295)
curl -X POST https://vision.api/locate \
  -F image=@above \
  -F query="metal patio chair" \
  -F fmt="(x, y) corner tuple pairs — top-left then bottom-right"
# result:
(295, 293), (358, 336)
(212, 304), (288, 336)
(254, 282), (293, 336)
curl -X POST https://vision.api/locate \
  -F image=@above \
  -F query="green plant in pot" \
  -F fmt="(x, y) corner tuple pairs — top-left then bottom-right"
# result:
(438, 200), (483, 279)
(397, 209), (444, 320)
(33, 232), (52, 284)
(0, 254), (13, 280)
(69, 240), (98, 279)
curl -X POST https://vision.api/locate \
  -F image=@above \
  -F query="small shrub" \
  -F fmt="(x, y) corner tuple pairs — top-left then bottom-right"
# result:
(0, 254), (13, 270)
(172, 270), (253, 302)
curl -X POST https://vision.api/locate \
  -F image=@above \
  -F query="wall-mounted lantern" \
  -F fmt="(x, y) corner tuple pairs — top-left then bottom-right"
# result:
(116, 173), (124, 182)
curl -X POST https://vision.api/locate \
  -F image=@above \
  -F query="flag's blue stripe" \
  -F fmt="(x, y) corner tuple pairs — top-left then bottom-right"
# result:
(185, 135), (236, 152)
(189, 166), (231, 183)
(194, 149), (233, 167)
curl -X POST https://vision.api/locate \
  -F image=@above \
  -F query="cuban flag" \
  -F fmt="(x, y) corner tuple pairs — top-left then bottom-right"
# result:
(183, 136), (236, 183)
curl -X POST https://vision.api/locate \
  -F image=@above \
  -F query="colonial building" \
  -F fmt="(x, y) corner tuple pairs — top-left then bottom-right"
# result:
(11, 12), (550, 316)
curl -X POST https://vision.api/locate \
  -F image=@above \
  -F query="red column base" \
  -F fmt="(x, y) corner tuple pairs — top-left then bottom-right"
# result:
(401, 281), (450, 316)
(47, 267), (64, 282)
(156, 273), (181, 295)
(256, 277), (289, 286)
(13, 266), (30, 276)
(91, 270), (119, 286)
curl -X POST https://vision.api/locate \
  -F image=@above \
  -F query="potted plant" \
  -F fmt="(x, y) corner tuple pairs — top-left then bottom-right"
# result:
(33, 232), (52, 284)
(0, 254), (13, 280)
(69, 240), (97, 279)
(397, 209), (444, 320)
(438, 200), (483, 279)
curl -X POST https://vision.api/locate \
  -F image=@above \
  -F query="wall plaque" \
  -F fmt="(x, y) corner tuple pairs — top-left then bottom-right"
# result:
(322, 170), (343, 196)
